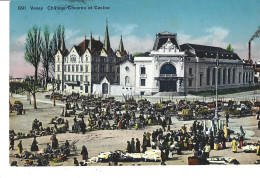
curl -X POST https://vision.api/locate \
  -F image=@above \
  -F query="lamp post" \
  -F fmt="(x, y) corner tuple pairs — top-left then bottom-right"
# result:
(213, 52), (219, 120)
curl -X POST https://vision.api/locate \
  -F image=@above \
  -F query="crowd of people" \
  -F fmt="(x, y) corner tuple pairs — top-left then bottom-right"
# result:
(9, 94), (260, 166)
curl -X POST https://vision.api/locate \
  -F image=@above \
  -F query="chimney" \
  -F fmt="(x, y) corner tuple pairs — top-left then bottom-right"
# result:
(248, 41), (251, 61)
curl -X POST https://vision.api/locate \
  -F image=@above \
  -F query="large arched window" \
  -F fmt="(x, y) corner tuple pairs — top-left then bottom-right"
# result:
(212, 68), (216, 85)
(160, 63), (176, 74)
(125, 76), (130, 86)
(218, 68), (221, 85)
(223, 68), (226, 84)
(207, 68), (210, 85)
(232, 68), (235, 83)
(228, 68), (231, 84)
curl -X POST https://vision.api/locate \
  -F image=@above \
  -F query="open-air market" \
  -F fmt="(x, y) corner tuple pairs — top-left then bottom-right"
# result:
(9, 91), (260, 166)
(8, 0), (260, 169)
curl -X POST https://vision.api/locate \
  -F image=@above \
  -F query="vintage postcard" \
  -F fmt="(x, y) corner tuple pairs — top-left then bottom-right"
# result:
(9, 0), (260, 168)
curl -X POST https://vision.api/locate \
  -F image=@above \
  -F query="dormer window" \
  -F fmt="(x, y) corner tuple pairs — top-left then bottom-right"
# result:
(70, 55), (76, 63)
(85, 55), (88, 62)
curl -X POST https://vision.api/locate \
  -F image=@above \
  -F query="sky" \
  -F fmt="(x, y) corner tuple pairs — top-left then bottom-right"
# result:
(10, 0), (260, 77)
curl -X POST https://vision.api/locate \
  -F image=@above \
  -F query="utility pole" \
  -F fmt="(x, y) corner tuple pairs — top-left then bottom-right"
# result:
(213, 52), (219, 120)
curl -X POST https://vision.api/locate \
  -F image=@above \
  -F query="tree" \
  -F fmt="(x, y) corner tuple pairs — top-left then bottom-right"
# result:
(24, 25), (42, 109)
(50, 25), (65, 74)
(226, 44), (234, 53)
(41, 25), (52, 89)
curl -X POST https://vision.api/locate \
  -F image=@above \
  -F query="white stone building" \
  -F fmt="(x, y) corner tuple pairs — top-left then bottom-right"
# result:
(54, 22), (129, 94)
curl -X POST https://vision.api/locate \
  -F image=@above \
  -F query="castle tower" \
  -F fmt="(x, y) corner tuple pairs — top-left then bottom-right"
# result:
(88, 31), (93, 50)
(119, 34), (124, 53)
(103, 19), (111, 51)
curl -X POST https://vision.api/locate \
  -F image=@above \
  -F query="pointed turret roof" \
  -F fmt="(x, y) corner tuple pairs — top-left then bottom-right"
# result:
(88, 32), (93, 50)
(119, 34), (124, 52)
(103, 19), (111, 51)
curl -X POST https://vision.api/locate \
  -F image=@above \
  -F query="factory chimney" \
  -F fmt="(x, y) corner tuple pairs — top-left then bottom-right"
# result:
(248, 41), (251, 62)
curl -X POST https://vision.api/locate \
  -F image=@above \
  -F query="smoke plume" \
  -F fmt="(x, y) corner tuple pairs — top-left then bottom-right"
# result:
(250, 26), (260, 42)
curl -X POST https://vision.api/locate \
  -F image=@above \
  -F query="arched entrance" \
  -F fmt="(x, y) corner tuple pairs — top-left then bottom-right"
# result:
(102, 83), (108, 94)
(159, 63), (177, 92)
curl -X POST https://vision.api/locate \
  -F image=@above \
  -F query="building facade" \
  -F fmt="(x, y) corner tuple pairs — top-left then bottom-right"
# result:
(119, 32), (255, 96)
(55, 22), (129, 94)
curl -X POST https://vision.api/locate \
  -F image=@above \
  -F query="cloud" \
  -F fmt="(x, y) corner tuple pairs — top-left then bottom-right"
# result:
(110, 34), (154, 54)
(177, 26), (255, 60)
(178, 27), (229, 47)
(65, 29), (81, 40)
(111, 23), (138, 36)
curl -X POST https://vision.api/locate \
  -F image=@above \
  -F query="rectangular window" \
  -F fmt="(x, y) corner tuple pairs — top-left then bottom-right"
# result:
(80, 86), (83, 90)
(189, 68), (192, 75)
(76, 75), (79, 81)
(57, 74), (60, 81)
(72, 75), (75, 81)
(64, 65), (66, 72)
(57, 64), (60, 72)
(72, 86), (74, 89)
(117, 67), (120, 73)
(68, 75), (70, 81)
(189, 79), (193, 87)
(85, 75), (88, 82)
(80, 75), (83, 81)
(68, 65), (70, 72)
(141, 67), (146, 74)
(80, 65), (83, 72)
(85, 56), (88, 62)
(76, 65), (79, 72)
(85, 65), (88, 72)
(72, 65), (75, 72)
(239, 72), (241, 83)
(141, 79), (146, 86)
(140, 91), (145, 96)
(64, 75), (66, 81)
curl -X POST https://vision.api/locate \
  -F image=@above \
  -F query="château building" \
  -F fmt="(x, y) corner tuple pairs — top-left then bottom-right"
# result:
(54, 21), (129, 94)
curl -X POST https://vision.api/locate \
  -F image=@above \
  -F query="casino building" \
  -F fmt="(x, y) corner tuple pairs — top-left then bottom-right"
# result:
(118, 32), (254, 96)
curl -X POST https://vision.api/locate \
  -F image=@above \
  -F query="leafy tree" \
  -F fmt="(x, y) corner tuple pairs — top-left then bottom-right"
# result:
(226, 44), (234, 53)
(41, 25), (52, 89)
(24, 25), (42, 109)
(50, 25), (65, 74)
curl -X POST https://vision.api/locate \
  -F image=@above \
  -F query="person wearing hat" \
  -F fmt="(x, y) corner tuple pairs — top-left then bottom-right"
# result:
(17, 140), (23, 154)
(231, 137), (238, 153)
(136, 138), (141, 153)
(131, 138), (135, 153)
(81, 146), (88, 160)
(31, 136), (39, 151)
(9, 135), (14, 150)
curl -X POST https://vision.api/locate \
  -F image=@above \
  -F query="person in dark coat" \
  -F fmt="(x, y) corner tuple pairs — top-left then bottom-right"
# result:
(131, 138), (135, 153)
(126, 141), (131, 153)
(9, 136), (14, 150)
(31, 136), (39, 151)
(51, 134), (58, 150)
(136, 138), (141, 153)
(81, 146), (88, 160)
